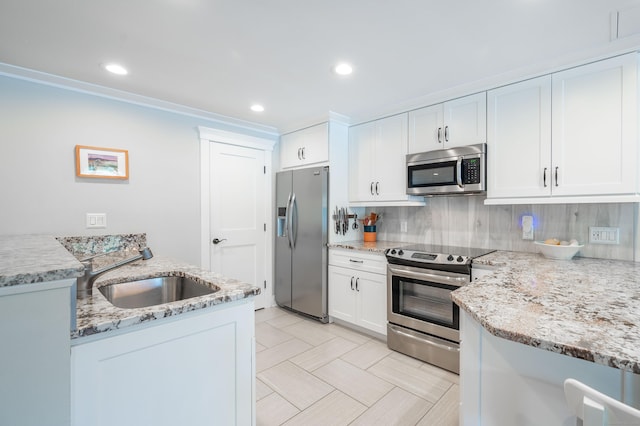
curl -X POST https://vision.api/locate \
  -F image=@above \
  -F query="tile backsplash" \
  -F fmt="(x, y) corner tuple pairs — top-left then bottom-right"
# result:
(369, 197), (636, 261)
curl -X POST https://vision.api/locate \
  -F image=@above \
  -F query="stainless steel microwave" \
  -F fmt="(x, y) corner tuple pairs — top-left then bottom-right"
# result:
(407, 143), (486, 196)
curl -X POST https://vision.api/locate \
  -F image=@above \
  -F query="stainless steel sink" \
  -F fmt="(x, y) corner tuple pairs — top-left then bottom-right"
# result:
(98, 276), (218, 309)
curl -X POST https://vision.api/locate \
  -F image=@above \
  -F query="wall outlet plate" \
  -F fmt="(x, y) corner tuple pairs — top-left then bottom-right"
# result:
(522, 215), (534, 240)
(589, 226), (619, 244)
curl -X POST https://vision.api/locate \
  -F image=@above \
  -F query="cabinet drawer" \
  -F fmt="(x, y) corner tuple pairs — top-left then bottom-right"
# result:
(329, 249), (387, 275)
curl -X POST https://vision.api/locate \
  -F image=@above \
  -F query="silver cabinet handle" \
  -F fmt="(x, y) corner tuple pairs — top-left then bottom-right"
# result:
(543, 167), (548, 187)
(444, 125), (449, 142)
(301, 147), (306, 159)
(350, 277), (354, 290)
(375, 182), (380, 195)
(437, 127), (442, 143)
(212, 238), (227, 244)
(297, 148), (301, 160)
(355, 277), (360, 291)
(555, 166), (559, 187)
(370, 182), (375, 195)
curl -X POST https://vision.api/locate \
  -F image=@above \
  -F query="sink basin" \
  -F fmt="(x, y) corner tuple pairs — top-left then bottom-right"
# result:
(98, 276), (218, 309)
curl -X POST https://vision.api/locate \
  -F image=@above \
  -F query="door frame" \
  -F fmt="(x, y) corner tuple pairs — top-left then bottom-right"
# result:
(198, 126), (277, 308)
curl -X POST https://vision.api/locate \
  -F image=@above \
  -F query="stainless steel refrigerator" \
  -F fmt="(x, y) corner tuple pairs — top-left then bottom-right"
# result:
(275, 166), (329, 323)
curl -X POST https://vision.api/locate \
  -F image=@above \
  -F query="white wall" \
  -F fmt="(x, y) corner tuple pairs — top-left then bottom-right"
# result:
(0, 75), (270, 265)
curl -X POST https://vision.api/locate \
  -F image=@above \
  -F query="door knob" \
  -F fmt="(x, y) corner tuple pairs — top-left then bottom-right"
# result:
(212, 238), (227, 244)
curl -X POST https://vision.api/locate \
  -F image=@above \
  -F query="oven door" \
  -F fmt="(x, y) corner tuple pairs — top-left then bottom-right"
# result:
(387, 263), (468, 342)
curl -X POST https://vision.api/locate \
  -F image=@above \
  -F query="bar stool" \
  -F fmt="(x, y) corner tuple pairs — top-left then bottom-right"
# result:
(564, 378), (640, 426)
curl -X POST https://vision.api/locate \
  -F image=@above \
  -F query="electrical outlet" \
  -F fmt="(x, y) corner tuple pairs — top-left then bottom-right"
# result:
(86, 213), (107, 229)
(400, 221), (408, 233)
(589, 226), (619, 244)
(522, 215), (534, 240)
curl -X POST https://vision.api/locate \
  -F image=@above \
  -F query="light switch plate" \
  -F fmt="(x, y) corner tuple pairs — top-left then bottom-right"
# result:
(86, 213), (107, 229)
(522, 215), (534, 240)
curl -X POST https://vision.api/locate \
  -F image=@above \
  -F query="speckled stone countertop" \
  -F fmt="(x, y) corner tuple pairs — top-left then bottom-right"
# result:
(328, 240), (407, 254)
(74, 256), (261, 339)
(0, 235), (84, 286)
(455, 251), (640, 373)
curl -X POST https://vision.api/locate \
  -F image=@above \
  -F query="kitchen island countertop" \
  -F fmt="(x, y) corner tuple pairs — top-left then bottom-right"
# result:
(0, 235), (260, 340)
(74, 256), (260, 339)
(454, 250), (640, 373)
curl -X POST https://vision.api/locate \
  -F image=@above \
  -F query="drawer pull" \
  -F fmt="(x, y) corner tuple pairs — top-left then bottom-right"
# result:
(349, 259), (364, 263)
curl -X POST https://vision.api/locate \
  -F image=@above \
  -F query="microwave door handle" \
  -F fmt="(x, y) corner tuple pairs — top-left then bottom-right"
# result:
(456, 157), (463, 188)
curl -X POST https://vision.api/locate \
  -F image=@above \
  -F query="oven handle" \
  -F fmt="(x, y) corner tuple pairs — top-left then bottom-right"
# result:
(388, 264), (468, 287)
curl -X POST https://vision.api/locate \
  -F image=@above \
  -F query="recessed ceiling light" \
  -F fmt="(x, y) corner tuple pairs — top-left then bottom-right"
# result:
(250, 104), (265, 112)
(334, 63), (353, 76)
(104, 63), (128, 75)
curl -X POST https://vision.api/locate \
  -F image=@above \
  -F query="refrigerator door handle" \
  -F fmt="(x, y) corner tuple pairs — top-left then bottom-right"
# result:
(285, 192), (293, 248)
(290, 192), (298, 248)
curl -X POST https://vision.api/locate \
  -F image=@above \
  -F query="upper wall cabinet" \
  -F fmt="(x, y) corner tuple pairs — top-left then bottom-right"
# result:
(349, 114), (424, 205)
(280, 122), (329, 169)
(486, 53), (638, 204)
(408, 92), (487, 154)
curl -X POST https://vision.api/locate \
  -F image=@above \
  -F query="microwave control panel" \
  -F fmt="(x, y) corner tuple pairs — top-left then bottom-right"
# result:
(462, 158), (481, 184)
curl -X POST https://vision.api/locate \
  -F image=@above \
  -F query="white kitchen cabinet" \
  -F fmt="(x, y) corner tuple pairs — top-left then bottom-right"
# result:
(486, 53), (638, 204)
(328, 249), (387, 336)
(71, 299), (255, 426)
(280, 122), (329, 169)
(551, 53), (637, 197)
(408, 92), (487, 153)
(349, 113), (422, 205)
(487, 75), (552, 199)
(0, 279), (73, 426)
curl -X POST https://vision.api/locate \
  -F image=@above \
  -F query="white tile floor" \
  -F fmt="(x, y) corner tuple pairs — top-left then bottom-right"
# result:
(255, 307), (459, 426)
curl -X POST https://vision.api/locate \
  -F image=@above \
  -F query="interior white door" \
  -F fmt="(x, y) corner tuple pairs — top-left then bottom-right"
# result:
(210, 142), (267, 309)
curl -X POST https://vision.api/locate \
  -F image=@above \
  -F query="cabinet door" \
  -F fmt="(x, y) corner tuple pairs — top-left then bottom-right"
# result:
(444, 92), (487, 147)
(328, 265), (357, 323)
(348, 121), (376, 202)
(354, 270), (387, 336)
(552, 53), (638, 196)
(487, 76), (552, 199)
(408, 104), (444, 153)
(280, 123), (329, 169)
(374, 113), (410, 201)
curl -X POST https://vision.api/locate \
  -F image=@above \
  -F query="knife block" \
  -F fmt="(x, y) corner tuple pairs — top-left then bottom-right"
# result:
(363, 225), (377, 242)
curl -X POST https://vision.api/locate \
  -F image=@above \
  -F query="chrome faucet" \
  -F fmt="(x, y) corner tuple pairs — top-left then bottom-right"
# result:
(76, 247), (153, 298)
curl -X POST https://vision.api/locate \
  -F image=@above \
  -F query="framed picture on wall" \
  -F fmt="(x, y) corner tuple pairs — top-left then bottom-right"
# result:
(75, 145), (129, 179)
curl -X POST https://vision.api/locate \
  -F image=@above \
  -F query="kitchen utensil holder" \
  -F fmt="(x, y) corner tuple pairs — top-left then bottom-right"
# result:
(363, 225), (376, 242)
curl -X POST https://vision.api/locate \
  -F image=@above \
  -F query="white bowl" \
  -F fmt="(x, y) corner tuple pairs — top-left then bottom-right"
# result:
(534, 241), (583, 260)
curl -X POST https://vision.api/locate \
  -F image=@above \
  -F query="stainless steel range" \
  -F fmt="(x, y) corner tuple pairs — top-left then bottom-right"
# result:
(385, 244), (494, 374)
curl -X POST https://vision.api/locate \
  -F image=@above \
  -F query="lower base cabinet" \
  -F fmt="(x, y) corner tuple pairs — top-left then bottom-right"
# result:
(328, 250), (387, 336)
(71, 299), (255, 426)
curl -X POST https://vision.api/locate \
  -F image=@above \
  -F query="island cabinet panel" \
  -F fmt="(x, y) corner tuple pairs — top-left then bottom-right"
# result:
(459, 311), (640, 425)
(0, 279), (73, 426)
(71, 300), (255, 426)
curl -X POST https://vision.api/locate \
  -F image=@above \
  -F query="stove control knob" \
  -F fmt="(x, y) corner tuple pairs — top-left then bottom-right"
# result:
(390, 249), (397, 255)
(447, 255), (454, 261)
(398, 250), (404, 256)
(457, 256), (464, 263)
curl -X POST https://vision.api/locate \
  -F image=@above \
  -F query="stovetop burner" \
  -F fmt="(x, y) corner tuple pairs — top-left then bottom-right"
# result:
(385, 243), (495, 270)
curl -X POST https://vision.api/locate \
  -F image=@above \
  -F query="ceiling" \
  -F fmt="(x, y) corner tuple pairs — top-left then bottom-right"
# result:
(0, 0), (639, 133)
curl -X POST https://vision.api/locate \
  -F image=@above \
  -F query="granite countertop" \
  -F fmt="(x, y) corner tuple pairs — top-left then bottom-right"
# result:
(329, 240), (407, 254)
(74, 256), (261, 339)
(0, 235), (260, 340)
(456, 251), (640, 373)
(0, 235), (84, 286)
